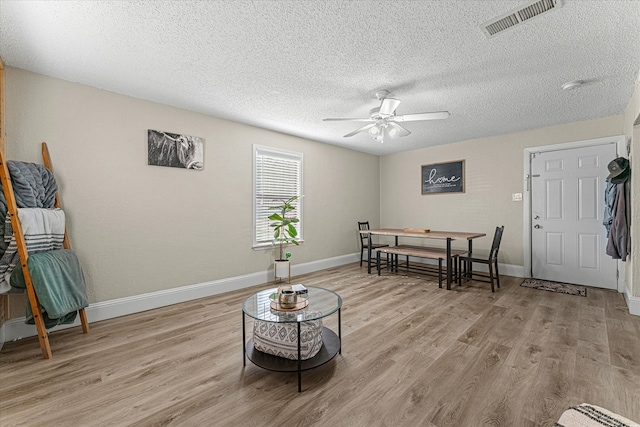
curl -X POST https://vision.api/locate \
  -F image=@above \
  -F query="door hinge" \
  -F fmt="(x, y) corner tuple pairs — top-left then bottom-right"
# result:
(616, 269), (619, 279)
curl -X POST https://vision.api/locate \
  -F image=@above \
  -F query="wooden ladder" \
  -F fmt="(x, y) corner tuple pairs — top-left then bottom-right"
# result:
(0, 142), (89, 359)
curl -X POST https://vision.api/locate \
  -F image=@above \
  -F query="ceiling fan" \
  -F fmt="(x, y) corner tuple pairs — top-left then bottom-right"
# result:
(323, 90), (450, 143)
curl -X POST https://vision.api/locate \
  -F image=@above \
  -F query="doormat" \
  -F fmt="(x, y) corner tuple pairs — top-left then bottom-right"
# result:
(520, 278), (587, 297)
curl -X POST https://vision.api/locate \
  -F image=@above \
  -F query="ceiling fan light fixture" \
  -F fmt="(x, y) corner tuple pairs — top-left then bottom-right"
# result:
(561, 80), (584, 91)
(323, 91), (449, 144)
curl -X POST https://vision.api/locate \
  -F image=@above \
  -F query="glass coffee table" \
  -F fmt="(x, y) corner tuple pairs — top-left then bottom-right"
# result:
(242, 286), (342, 392)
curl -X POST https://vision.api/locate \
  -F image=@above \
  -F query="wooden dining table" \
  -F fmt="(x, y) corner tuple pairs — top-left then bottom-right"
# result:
(360, 228), (487, 289)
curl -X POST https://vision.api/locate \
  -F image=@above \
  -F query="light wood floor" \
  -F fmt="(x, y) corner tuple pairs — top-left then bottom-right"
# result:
(1, 263), (639, 427)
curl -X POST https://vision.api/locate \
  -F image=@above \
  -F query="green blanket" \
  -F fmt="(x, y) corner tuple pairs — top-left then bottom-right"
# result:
(11, 249), (88, 328)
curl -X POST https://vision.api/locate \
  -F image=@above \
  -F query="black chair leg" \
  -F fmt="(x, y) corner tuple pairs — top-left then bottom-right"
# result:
(495, 261), (500, 289)
(360, 247), (364, 267)
(488, 263), (495, 292)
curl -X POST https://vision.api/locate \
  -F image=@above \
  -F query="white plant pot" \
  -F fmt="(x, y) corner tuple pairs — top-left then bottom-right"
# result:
(274, 259), (290, 280)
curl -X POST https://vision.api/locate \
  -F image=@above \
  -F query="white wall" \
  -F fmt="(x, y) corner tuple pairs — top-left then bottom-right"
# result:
(624, 77), (640, 298)
(4, 67), (381, 316)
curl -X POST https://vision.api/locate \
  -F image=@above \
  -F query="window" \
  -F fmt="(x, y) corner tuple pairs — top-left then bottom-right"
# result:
(253, 145), (303, 248)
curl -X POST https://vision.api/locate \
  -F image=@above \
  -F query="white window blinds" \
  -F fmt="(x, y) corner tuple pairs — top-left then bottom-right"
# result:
(253, 145), (303, 248)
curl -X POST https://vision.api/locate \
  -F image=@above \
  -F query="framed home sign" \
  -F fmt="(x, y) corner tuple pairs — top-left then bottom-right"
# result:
(421, 160), (465, 194)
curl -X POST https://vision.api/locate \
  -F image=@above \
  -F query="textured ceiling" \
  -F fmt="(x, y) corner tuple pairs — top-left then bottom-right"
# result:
(1, 0), (639, 156)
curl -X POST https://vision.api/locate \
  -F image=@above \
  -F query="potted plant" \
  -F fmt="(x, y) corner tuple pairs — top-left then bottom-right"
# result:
(269, 195), (302, 281)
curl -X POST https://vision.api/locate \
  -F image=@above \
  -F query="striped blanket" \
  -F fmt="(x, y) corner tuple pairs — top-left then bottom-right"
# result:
(0, 161), (58, 256)
(0, 161), (59, 294)
(0, 208), (65, 293)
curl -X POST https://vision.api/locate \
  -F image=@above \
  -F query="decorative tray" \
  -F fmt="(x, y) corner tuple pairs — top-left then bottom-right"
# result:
(269, 297), (308, 312)
(403, 228), (431, 233)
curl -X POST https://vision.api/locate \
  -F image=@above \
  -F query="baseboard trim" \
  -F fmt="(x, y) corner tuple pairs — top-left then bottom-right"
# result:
(623, 283), (640, 316)
(0, 253), (359, 344)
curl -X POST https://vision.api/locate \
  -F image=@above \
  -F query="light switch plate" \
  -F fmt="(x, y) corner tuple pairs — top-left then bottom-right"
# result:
(512, 193), (523, 201)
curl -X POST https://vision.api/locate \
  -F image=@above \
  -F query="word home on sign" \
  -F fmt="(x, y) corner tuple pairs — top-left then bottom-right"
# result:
(421, 160), (464, 194)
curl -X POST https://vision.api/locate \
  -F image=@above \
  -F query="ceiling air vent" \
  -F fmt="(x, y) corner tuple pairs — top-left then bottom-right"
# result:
(480, 0), (564, 38)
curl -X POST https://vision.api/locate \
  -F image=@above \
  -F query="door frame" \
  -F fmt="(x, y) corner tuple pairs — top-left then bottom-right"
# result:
(523, 135), (627, 292)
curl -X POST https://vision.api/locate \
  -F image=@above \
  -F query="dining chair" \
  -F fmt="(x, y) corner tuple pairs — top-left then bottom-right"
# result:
(358, 221), (388, 267)
(458, 226), (504, 292)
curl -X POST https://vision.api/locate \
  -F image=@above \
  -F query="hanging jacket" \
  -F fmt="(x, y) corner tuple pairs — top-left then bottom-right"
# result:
(603, 179), (616, 236)
(606, 181), (630, 261)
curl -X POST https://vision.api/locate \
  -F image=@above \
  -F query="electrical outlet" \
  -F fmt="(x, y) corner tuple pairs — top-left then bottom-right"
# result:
(512, 193), (523, 202)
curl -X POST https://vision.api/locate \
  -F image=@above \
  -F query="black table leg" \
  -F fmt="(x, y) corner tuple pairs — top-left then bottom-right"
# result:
(338, 308), (342, 355)
(394, 236), (399, 271)
(367, 232), (372, 274)
(242, 312), (246, 366)
(297, 322), (302, 392)
(468, 239), (473, 280)
(446, 238), (452, 290)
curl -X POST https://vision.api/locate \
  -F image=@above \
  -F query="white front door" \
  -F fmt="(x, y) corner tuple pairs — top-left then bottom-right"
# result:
(531, 144), (617, 289)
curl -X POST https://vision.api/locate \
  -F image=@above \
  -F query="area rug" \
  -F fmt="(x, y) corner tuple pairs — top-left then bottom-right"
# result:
(556, 403), (639, 427)
(521, 278), (587, 297)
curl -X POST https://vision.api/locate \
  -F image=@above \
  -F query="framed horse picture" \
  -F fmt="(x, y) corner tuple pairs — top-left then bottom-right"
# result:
(148, 129), (204, 170)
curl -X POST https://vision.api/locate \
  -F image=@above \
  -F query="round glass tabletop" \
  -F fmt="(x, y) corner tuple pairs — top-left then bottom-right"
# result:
(242, 286), (342, 323)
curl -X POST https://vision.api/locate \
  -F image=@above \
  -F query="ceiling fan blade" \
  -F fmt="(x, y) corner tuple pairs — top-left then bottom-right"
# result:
(323, 117), (374, 122)
(343, 123), (377, 138)
(390, 111), (450, 122)
(387, 122), (411, 138)
(379, 98), (401, 116)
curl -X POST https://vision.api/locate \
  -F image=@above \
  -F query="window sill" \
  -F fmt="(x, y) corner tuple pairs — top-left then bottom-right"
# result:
(252, 240), (305, 251)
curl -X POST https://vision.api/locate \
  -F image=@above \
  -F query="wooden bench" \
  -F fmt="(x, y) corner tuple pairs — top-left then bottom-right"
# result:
(375, 245), (468, 288)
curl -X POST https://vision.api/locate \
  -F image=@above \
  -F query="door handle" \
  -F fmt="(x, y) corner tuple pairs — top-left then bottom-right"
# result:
(534, 224), (541, 229)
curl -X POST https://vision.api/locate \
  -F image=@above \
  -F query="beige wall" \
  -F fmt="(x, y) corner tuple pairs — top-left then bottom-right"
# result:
(4, 65), (637, 320)
(380, 116), (624, 268)
(5, 67), (380, 316)
(624, 77), (640, 297)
